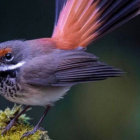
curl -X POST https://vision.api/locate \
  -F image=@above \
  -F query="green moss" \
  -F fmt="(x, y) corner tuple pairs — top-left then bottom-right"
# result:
(0, 105), (50, 140)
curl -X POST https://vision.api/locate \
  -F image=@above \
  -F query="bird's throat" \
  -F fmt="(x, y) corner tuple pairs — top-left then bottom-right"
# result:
(0, 69), (17, 78)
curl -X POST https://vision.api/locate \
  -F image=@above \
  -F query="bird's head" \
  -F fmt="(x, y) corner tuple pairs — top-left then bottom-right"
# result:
(0, 39), (55, 77)
(0, 40), (26, 77)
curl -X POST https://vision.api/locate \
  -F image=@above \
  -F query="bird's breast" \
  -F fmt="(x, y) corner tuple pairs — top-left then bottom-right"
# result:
(7, 85), (71, 106)
(0, 70), (20, 98)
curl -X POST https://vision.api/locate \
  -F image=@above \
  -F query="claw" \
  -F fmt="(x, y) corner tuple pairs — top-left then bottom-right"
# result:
(20, 129), (37, 139)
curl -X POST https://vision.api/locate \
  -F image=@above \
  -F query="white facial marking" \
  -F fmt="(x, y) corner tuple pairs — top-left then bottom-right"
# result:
(0, 61), (26, 71)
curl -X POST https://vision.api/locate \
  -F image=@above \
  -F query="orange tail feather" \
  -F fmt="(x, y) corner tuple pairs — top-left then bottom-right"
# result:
(51, 0), (140, 50)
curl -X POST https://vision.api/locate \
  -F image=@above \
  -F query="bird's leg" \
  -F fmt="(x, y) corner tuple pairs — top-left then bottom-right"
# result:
(2, 105), (31, 135)
(21, 105), (51, 139)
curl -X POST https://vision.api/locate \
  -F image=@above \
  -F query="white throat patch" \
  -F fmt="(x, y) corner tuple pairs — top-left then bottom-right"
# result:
(0, 61), (26, 71)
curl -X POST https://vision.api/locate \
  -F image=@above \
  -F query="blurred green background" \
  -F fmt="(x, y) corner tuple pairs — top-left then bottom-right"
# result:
(0, 0), (140, 140)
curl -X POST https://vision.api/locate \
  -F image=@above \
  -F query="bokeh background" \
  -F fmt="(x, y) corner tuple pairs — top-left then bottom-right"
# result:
(0, 0), (140, 140)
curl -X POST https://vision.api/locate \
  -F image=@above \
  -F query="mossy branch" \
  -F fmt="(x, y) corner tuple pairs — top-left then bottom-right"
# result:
(0, 105), (50, 140)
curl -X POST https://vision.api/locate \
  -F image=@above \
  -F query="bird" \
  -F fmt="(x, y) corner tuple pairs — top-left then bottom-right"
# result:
(0, 0), (139, 138)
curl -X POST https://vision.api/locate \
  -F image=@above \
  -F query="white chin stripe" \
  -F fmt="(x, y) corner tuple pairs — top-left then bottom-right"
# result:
(0, 61), (26, 71)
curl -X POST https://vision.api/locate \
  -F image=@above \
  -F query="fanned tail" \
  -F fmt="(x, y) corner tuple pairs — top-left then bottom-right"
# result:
(51, 0), (140, 50)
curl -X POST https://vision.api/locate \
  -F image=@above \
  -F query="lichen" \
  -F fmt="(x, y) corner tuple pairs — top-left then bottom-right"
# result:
(0, 105), (50, 140)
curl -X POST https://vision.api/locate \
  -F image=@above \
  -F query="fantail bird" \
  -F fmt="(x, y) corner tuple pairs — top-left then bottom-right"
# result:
(0, 0), (139, 138)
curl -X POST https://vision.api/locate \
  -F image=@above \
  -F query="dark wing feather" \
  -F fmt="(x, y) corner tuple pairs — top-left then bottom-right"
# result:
(21, 50), (123, 87)
(54, 57), (123, 86)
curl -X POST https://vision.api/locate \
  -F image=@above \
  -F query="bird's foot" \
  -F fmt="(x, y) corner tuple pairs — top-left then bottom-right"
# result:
(21, 128), (38, 139)
(1, 119), (16, 135)
(21, 105), (50, 139)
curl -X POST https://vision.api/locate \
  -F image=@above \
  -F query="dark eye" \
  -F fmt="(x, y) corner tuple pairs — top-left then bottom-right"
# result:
(5, 53), (14, 62)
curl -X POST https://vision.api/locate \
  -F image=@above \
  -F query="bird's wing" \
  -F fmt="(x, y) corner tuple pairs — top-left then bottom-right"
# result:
(21, 50), (122, 87)
(51, 0), (140, 50)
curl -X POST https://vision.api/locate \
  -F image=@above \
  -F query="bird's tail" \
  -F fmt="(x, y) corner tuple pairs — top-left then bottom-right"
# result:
(51, 0), (140, 50)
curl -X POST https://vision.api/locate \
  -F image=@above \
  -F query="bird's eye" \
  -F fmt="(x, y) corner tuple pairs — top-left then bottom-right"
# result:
(5, 53), (14, 62)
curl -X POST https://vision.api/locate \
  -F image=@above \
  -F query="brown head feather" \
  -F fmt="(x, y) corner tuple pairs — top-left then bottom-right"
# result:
(0, 48), (12, 57)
